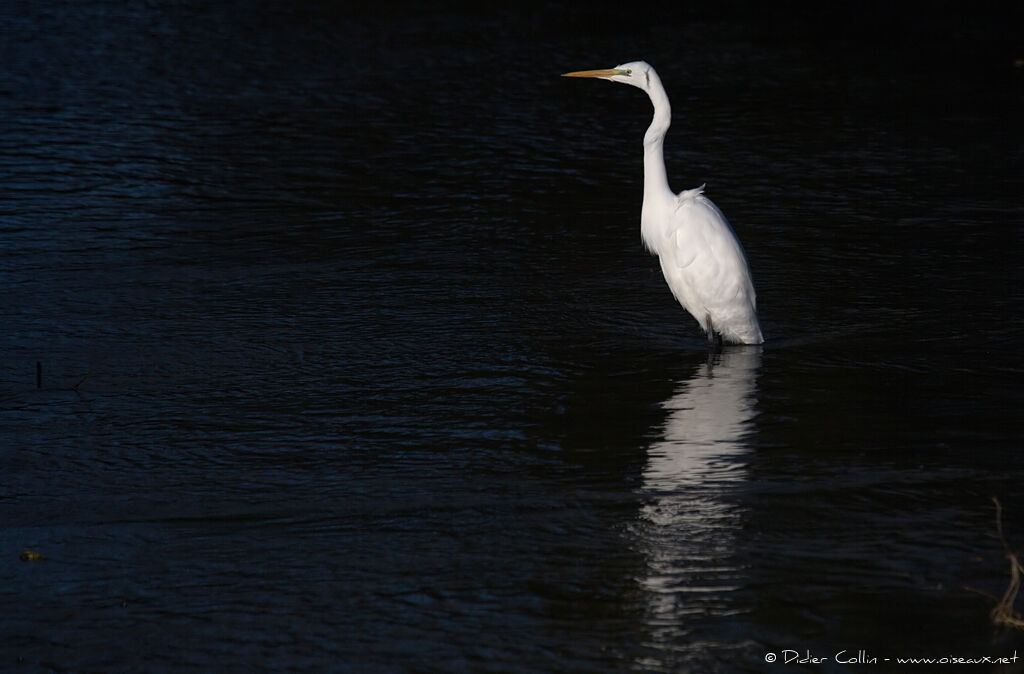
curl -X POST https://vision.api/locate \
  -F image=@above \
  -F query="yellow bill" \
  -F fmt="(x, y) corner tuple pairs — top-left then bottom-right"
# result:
(561, 68), (628, 78)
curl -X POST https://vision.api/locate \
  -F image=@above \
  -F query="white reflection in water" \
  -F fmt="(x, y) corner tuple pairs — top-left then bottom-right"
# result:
(637, 347), (761, 660)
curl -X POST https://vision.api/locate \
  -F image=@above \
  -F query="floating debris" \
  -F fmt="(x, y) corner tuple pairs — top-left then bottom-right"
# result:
(19, 550), (43, 562)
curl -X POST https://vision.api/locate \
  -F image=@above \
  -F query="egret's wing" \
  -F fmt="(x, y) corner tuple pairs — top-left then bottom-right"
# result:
(670, 189), (743, 265)
(669, 190), (755, 304)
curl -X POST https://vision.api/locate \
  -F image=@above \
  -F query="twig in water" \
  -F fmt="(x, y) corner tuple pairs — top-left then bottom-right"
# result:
(991, 497), (1024, 631)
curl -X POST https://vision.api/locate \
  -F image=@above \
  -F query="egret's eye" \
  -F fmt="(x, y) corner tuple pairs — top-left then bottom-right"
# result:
(624, 69), (632, 76)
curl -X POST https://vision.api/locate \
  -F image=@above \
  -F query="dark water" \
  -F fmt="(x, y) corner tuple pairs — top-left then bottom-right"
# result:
(2, 2), (1023, 671)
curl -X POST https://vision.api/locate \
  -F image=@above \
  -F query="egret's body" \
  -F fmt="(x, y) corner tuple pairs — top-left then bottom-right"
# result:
(564, 61), (763, 345)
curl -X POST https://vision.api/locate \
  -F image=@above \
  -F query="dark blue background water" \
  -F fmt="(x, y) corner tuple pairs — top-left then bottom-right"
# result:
(2, 2), (1022, 671)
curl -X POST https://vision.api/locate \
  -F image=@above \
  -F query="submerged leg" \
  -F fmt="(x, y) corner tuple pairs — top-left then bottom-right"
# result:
(705, 313), (723, 350)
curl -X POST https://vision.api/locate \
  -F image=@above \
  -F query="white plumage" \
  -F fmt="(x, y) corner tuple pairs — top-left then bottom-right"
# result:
(564, 60), (763, 345)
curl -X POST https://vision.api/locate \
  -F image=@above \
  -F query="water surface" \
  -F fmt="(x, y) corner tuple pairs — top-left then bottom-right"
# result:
(2, 2), (1022, 671)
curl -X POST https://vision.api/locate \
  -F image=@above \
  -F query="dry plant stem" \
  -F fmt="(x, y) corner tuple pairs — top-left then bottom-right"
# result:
(991, 497), (1024, 631)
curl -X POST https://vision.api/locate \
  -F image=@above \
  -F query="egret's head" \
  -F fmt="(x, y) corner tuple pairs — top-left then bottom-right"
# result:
(562, 60), (653, 92)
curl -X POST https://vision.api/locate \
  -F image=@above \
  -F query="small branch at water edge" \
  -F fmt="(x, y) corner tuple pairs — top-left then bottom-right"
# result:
(990, 497), (1024, 631)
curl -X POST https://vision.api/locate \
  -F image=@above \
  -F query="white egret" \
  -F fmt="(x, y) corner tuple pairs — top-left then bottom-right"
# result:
(563, 61), (763, 345)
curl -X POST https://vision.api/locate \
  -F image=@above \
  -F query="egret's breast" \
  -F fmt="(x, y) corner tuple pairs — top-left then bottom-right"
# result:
(640, 196), (673, 255)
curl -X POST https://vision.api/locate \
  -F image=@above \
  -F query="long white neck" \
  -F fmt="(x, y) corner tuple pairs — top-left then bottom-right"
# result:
(640, 69), (674, 252)
(642, 70), (673, 204)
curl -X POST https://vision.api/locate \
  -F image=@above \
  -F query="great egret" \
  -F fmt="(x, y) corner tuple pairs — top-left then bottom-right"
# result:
(563, 61), (764, 345)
